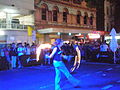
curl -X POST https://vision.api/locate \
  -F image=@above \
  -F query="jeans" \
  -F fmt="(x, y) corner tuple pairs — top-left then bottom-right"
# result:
(11, 56), (17, 68)
(53, 60), (80, 90)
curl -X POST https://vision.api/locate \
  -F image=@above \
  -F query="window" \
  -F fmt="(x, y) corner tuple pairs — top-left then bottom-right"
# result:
(73, 0), (81, 4)
(90, 16), (93, 25)
(77, 15), (80, 24)
(84, 16), (87, 24)
(77, 11), (81, 24)
(63, 0), (69, 2)
(107, 7), (109, 15)
(41, 4), (48, 20)
(41, 8), (46, 20)
(53, 10), (57, 21)
(63, 12), (67, 23)
(84, 12), (88, 24)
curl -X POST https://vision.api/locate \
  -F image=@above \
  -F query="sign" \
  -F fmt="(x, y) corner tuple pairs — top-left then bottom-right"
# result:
(91, 31), (108, 35)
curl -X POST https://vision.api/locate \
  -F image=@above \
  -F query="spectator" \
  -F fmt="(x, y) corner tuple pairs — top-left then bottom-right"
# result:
(4, 45), (11, 69)
(9, 43), (17, 69)
(25, 44), (31, 63)
(17, 43), (25, 68)
(99, 41), (109, 62)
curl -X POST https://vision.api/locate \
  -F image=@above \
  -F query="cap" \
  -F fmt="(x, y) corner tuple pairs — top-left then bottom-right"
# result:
(55, 39), (63, 45)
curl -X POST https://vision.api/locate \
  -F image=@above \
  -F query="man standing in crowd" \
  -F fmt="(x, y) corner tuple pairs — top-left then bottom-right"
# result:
(9, 43), (17, 69)
(44, 39), (80, 90)
(17, 43), (25, 68)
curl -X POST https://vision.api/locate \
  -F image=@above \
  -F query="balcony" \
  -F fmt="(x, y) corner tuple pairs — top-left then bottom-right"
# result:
(0, 23), (28, 30)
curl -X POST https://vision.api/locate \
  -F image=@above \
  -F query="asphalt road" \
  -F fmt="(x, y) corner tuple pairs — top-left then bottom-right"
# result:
(0, 62), (120, 90)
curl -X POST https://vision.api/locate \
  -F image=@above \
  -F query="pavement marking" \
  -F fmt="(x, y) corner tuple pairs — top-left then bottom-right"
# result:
(101, 85), (113, 90)
(102, 73), (107, 77)
(81, 74), (90, 77)
(115, 66), (120, 68)
(39, 84), (54, 89)
(117, 80), (120, 83)
(106, 68), (113, 71)
(96, 71), (103, 74)
(83, 62), (117, 65)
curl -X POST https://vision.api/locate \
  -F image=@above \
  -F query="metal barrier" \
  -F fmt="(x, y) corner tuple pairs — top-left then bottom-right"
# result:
(0, 23), (27, 30)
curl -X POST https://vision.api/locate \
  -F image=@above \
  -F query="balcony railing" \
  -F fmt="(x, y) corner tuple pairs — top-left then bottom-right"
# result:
(0, 23), (28, 30)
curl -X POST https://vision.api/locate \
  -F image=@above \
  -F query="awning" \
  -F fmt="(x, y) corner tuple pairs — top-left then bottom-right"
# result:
(37, 28), (93, 34)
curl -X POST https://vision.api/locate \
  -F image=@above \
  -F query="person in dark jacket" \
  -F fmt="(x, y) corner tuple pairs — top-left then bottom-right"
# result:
(10, 43), (17, 69)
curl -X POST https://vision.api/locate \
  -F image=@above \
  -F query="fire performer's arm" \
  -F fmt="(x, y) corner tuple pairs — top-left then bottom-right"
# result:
(76, 46), (81, 63)
(46, 47), (57, 58)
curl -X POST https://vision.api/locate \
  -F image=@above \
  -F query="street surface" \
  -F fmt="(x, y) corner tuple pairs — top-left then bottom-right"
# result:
(0, 62), (120, 90)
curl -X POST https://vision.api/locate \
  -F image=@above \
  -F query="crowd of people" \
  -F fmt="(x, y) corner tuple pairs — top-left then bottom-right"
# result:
(0, 40), (120, 71)
(0, 42), (37, 70)
(61, 40), (120, 63)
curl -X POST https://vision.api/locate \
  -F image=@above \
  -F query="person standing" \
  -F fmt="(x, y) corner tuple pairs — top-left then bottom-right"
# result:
(25, 44), (31, 63)
(9, 43), (17, 69)
(17, 43), (25, 68)
(44, 39), (80, 90)
(4, 45), (11, 69)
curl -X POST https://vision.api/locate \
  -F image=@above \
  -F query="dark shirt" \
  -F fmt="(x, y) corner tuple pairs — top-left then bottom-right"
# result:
(9, 47), (17, 56)
(53, 46), (62, 61)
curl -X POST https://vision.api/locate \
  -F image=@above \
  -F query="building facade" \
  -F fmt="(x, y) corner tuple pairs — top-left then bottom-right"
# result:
(0, 0), (34, 44)
(99, 0), (120, 33)
(104, 0), (115, 32)
(34, 0), (97, 43)
(103, 0), (120, 43)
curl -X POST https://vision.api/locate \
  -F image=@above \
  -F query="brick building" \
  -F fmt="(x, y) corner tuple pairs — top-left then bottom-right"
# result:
(34, 0), (96, 43)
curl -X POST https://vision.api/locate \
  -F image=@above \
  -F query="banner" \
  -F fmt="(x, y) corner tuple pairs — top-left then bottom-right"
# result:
(27, 26), (33, 36)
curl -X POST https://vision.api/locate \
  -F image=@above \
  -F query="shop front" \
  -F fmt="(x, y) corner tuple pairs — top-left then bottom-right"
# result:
(37, 28), (94, 44)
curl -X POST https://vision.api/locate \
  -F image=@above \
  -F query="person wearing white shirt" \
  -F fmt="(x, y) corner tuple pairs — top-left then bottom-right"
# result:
(17, 43), (25, 68)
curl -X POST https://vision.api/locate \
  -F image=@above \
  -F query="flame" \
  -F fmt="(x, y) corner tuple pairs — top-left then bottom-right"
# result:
(36, 44), (51, 61)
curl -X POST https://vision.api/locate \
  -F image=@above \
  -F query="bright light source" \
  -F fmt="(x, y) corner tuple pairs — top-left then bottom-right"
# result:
(40, 44), (51, 49)
(79, 33), (81, 35)
(105, 36), (120, 40)
(36, 43), (51, 61)
(69, 33), (71, 36)
(63, 41), (69, 44)
(0, 12), (6, 18)
(57, 32), (61, 35)
(3, 8), (17, 13)
(0, 31), (5, 35)
(88, 33), (100, 39)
